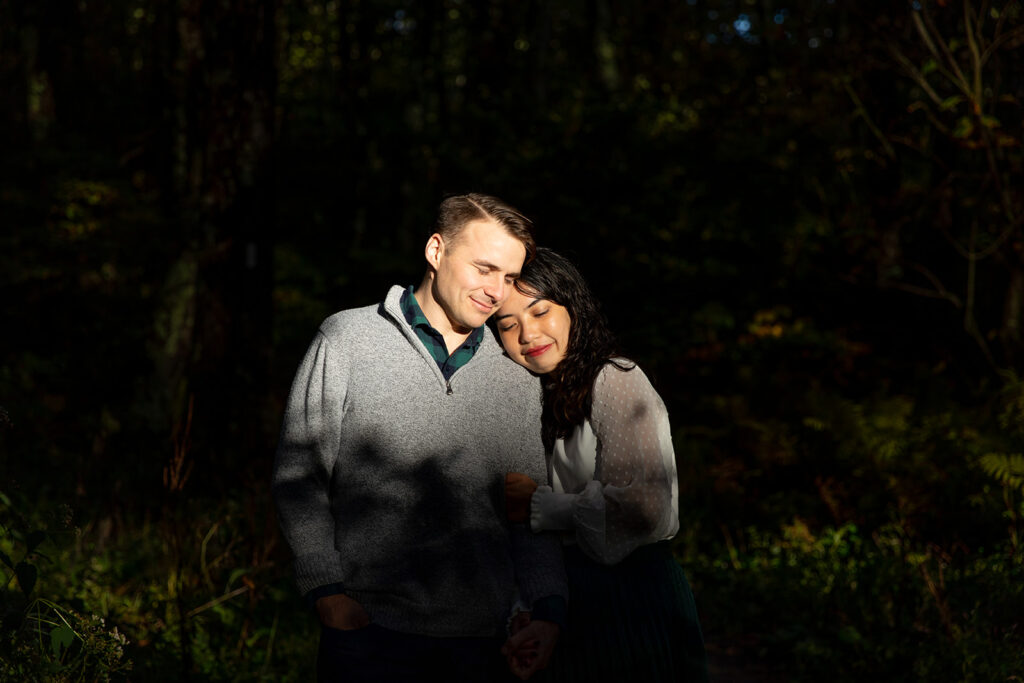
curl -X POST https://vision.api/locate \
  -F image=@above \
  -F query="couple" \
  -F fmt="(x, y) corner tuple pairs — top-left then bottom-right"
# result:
(272, 193), (708, 682)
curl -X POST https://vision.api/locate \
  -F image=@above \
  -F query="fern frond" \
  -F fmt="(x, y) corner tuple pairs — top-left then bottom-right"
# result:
(978, 453), (1024, 492)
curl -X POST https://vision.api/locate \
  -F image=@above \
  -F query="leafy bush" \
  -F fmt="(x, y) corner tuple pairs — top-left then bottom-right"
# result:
(690, 521), (1024, 681)
(1, 599), (131, 682)
(0, 487), (317, 682)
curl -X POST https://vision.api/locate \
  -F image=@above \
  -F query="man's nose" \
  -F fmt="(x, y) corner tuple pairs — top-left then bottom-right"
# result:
(483, 274), (506, 303)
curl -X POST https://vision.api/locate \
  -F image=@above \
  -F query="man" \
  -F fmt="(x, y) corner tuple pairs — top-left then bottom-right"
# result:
(273, 193), (567, 682)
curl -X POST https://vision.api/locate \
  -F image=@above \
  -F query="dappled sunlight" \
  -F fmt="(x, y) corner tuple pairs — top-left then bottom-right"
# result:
(2, 0), (1024, 679)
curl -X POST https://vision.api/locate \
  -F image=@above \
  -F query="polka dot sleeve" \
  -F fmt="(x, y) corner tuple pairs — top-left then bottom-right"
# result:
(573, 362), (679, 564)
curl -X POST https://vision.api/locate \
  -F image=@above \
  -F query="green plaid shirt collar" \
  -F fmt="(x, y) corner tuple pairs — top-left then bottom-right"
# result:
(400, 286), (484, 380)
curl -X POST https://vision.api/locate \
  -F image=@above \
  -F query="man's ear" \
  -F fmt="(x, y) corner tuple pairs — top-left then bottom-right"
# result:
(425, 233), (444, 270)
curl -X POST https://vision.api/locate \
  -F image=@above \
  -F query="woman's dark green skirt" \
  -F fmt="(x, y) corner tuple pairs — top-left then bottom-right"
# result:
(534, 541), (709, 683)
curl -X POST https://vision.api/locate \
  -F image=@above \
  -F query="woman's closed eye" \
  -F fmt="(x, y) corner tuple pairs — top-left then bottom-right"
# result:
(500, 308), (547, 332)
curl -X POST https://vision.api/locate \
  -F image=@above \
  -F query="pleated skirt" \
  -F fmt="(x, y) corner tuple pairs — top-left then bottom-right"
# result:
(534, 541), (709, 683)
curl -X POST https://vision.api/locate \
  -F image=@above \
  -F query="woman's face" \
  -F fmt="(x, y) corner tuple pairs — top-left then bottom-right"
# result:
(494, 287), (572, 374)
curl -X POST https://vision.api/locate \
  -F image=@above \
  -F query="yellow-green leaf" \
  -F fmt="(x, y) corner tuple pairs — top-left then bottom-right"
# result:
(953, 116), (974, 138)
(940, 95), (963, 111)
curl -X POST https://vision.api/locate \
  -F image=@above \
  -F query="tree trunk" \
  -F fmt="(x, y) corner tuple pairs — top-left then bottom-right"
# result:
(173, 0), (278, 473)
(1003, 263), (1024, 368)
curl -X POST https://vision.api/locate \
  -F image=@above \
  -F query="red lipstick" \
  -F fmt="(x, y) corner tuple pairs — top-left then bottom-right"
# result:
(526, 344), (552, 357)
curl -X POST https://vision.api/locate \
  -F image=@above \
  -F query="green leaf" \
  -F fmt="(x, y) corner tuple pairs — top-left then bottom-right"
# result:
(939, 95), (963, 111)
(803, 417), (827, 431)
(0, 490), (11, 507)
(228, 567), (250, 587)
(953, 116), (974, 138)
(921, 58), (937, 75)
(15, 561), (37, 596)
(838, 625), (864, 644)
(50, 624), (75, 658)
(0, 550), (12, 569)
(981, 115), (1000, 129)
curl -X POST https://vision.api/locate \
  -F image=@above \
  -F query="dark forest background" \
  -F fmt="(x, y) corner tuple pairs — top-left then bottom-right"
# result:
(2, 0), (1024, 680)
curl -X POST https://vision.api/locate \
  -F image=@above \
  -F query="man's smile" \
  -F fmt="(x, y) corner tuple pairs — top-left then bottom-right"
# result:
(470, 297), (494, 313)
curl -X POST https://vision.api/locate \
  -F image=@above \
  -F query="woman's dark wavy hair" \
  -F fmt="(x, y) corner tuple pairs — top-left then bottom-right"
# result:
(511, 248), (632, 450)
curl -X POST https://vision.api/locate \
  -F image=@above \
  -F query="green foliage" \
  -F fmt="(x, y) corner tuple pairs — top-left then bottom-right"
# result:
(690, 521), (1024, 681)
(1, 490), (132, 680)
(0, 490), (50, 600)
(979, 453), (1024, 493)
(677, 312), (1024, 677)
(1, 600), (132, 682)
(0, 486), (317, 682)
(979, 373), (1024, 493)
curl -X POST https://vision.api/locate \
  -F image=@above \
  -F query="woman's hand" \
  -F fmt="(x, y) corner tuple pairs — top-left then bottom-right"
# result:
(505, 472), (539, 523)
(502, 618), (560, 679)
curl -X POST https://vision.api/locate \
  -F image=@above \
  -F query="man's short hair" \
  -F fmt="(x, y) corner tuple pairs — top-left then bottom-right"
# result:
(435, 193), (537, 263)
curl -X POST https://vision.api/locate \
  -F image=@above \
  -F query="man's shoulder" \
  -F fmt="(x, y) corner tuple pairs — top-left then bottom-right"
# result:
(320, 301), (382, 327)
(317, 296), (397, 345)
(474, 337), (541, 388)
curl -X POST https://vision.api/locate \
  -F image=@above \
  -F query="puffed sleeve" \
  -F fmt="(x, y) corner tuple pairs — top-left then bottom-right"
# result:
(530, 363), (679, 564)
(271, 331), (349, 595)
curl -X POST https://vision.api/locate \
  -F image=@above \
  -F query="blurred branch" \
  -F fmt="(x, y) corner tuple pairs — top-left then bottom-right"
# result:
(891, 134), (952, 170)
(964, 221), (1000, 372)
(885, 261), (963, 308)
(164, 395), (195, 494)
(916, 5), (972, 98)
(973, 217), (1023, 260)
(937, 211), (1023, 261)
(965, 220), (979, 328)
(889, 45), (943, 106)
(719, 524), (742, 571)
(841, 78), (896, 160)
(186, 585), (251, 618)
(963, 0), (983, 104)
(200, 521), (221, 592)
(981, 23), (1024, 64)
(919, 561), (955, 640)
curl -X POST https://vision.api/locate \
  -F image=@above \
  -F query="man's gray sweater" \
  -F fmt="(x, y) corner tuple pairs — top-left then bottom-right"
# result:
(272, 286), (567, 637)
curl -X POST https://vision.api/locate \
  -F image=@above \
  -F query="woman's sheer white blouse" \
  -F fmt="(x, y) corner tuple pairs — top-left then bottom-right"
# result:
(530, 362), (680, 565)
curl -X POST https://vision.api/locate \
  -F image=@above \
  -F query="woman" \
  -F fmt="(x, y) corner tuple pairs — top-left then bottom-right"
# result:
(493, 248), (708, 682)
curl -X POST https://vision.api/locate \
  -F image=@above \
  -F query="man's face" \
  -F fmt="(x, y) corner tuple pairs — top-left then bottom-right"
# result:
(431, 219), (527, 333)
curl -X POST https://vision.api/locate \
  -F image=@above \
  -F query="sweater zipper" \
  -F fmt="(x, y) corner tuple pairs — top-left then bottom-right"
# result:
(446, 380), (453, 395)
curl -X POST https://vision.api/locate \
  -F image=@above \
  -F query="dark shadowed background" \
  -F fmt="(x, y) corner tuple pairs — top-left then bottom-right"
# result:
(2, 1), (1023, 680)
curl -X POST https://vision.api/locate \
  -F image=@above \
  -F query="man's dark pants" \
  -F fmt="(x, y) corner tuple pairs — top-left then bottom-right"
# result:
(317, 623), (515, 683)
